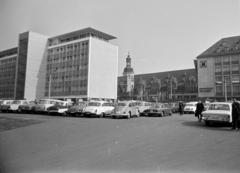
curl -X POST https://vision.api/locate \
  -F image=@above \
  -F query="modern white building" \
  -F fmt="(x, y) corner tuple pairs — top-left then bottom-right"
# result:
(0, 27), (118, 102)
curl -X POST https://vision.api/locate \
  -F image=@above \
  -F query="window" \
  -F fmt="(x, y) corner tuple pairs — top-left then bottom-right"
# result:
(233, 84), (240, 92)
(232, 75), (239, 82)
(216, 86), (222, 93)
(215, 66), (222, 72)
(223, 65), (230, 72)
(231, 56), (239, 62)
(223, 57), (230, 62)
(215, 57), (222, 63)
(232, 64), (239, 71)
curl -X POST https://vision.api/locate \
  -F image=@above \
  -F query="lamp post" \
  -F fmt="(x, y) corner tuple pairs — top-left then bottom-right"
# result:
(224, 76), (227, 102)
(49, 68), (58, 99)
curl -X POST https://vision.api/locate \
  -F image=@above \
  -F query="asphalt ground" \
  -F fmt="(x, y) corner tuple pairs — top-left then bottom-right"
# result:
(0, 112), (239, 173)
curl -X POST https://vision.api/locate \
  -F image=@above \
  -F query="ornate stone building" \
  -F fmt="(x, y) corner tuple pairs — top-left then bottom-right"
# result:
(118, 67), (198, 102)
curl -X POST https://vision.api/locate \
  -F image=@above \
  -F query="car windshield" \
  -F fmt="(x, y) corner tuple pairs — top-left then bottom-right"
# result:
(208, 104), (230, 111)
(152, 105), (162, 109)
(117, 103), (126, 106)
(135, 102), (144, 106)
(12, 100), (21, 104)
(88, 102), (101, 106)
(39, 100), (57, 104)
(55, 102), (65, 106)
(75, 102), (86, 106)
(186, 104), (196, 106)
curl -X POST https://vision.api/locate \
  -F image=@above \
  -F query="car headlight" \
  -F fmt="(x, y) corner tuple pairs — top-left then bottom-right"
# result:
(95, 109), (97, 113)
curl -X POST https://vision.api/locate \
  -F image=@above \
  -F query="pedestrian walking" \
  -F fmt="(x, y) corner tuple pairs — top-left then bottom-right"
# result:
(179, 101), (184, 115)
(195, 100), (204, 122)
(231, 98), (240, 130)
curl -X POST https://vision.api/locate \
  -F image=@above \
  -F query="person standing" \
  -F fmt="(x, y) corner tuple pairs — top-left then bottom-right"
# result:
(195, 100), (204, 122)
(231, 98), (240, 130)
(179, 101), (184, 115)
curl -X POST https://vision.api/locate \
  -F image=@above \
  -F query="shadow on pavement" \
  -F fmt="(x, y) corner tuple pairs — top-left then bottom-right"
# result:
(181, 120), (233, 131)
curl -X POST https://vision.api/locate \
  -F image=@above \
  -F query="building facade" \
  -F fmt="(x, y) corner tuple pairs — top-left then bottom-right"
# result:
(118, 56), (198, 102)
(0, 27), (118, 102)
(196, 36), (240, 101)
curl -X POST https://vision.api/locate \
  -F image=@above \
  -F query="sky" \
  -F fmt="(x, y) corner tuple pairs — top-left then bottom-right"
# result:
(0, 0), (240, 76)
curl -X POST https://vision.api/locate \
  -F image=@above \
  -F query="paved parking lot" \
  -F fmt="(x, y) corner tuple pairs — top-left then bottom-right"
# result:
(0, 112), (239, 173)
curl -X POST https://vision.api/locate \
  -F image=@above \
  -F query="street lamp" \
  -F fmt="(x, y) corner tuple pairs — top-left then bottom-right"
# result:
(224, 76), (227, 102)
(49, 68), (58, 99)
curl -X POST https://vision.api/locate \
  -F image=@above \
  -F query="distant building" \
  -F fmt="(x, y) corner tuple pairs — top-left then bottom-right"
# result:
(196, 35), (240, 101)
(0, 27), (118, 102)
(118, 56), (198, 102)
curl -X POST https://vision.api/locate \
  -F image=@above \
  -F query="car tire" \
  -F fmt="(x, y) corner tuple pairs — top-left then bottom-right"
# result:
(100, 112), (104, 118)
(205, 121), (210, 126)
(112, 116), (116, 119)
(169, 112), (172, 116)
(127, 112), (131, 119)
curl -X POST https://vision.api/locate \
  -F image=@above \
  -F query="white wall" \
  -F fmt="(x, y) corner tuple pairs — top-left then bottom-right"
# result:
(198, 57), (215, 97)
(25, 32), (49, 100)
(88, 38), (118, 99)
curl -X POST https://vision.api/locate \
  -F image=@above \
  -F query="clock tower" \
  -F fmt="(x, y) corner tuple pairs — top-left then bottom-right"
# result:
(123, 53), (134, 93)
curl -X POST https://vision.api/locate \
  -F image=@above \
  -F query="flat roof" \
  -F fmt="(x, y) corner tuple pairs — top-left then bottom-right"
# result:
(0, 47), (18, 55)
(49, 27), (117, 40)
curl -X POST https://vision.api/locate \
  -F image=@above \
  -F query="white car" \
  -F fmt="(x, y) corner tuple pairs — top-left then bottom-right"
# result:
(84, 101), (115, 117)
(184, 102), (198, 114)
(1, 100), (32, 113)
(202, 102), (232, 126)
(0, 100), (14, 112)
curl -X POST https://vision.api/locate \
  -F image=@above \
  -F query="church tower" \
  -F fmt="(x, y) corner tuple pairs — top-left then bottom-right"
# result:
(123, 53), (134, 93)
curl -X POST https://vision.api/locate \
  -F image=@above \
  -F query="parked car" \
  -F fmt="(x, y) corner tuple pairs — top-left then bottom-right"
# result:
(142, 103), (172, 117)
(202, 102), (232, 126)
(112, 101), (140, 119)
(168, 102), (179, 113)
(0, 100), (14, 112)
(35, 99), (62, 114)
(184, 102), (198, 114)
(0, 100), (33, 113)
(134, 101), (152, 115)
(84, 101), (115, 117)
(18, 101), (36, 113)
(203, 102), (210, 111)
(66, 101), (89, 117)
(47, 100), (74, 115)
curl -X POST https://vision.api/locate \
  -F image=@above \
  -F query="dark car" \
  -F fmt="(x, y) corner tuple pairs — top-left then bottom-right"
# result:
(142, 103), (172, 117)
(66, 101), (89, 117)
(168, 102), (179, 113)
(47, 101), (73, 115)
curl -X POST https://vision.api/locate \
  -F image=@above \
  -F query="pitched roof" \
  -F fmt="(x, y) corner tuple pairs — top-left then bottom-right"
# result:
(196, 36), (240, 59)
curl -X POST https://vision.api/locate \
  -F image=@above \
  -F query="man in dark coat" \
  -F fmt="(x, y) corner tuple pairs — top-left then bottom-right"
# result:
(195, 100), (204, 122)
(232, 98), (240, 130)
(179, 101), (184, 115)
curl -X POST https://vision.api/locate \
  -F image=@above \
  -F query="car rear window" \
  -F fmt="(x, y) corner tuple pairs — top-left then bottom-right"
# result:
(88, 102), (101, 106)
(117, 103), (126, 106)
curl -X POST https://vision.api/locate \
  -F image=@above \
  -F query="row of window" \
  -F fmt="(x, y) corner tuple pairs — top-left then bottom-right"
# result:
(216, 84), (240, 93)
(48, 41), (89, 54)
(215, 75), (239, 82)
(0, 66), (16, 72)
(177, 95), (197, 99)
(44, 90), (87, 96)
(47, 85), (88, 92)
(215, 55), (240, 63)
(0, 57), (17, 64)
(215, 64), (239, 72)
(47, 54), (88, 62)
(0, 52), (17, 58)
(185, 86), (197, 90)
